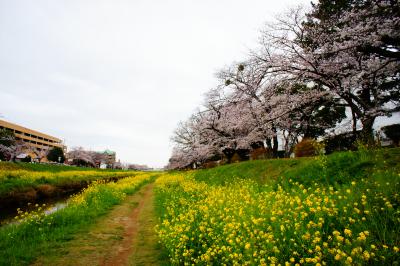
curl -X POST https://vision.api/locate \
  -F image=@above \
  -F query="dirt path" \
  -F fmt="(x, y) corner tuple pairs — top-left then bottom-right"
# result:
(100, 183), (154, 266)
(33, 182), (166, 266)
(128, 183), (168, 266)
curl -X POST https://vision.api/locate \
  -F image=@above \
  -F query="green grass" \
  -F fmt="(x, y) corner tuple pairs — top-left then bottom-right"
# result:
(0, 161), (119, 172)
(0, 173), (157, 266)
(155, 148), (400, 265)
(191, 148), (400, 186)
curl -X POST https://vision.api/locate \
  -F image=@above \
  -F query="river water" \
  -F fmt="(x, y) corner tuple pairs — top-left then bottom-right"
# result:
(0, 176), (129, 226)
(0, 195), (71, 226)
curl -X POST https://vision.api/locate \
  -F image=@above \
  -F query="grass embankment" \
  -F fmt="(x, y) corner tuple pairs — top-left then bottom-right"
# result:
(0, 161), (116, 172)
(192, 148), (400, 186)
(0, 172), (157, 266)
(0, 162), (136, 200)
(155, 148), (400, 265)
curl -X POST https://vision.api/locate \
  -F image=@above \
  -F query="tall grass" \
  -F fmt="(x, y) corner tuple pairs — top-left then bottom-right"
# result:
(0, 173), (157, 266)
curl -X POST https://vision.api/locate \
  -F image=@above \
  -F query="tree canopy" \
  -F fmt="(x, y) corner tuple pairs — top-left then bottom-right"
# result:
(46, 147), (65, 163)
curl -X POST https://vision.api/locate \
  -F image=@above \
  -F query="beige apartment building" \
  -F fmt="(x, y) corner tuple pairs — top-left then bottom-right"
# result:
(0, 119), (66, 155)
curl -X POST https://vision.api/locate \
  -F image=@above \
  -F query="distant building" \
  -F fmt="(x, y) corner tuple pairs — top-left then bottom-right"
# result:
(0, 119), (66, 161)
(100, 149), (116, 168)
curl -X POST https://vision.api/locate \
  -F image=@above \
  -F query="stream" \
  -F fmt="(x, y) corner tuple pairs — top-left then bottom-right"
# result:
(0, 176), (128, 226)
(0, 192), (72, 226)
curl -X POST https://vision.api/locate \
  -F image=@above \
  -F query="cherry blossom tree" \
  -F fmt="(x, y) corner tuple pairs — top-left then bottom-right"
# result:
(217, 59), (342, 152)
(168, 0), (399, 169)
(66, 147), (96, 167)
(6, 140), (30, 161)
(170, 112), (225, 169)
(0, 128), (15, 160)
(257, 1), (399, 141)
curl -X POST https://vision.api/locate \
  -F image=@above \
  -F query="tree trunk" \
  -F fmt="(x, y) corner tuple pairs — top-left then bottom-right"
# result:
(361, 116), (375, 144)
(266, 138), (272, 149)
(351, 108), (357, 136)
(270, 127), (279, 157)
(272, 135), (278, 158)
(222, 149), (235, 164)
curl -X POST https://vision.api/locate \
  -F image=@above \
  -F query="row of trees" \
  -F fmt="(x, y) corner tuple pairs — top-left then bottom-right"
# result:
(66, 148), (153, 170)
(168, 0), (399, 169)
(65, 147), (118, 168)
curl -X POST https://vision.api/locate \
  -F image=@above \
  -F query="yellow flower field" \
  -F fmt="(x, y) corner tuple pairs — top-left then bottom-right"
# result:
(0, 169), (131, 183)
(155, 173), (399, 265)
(0, 169), (134, 196)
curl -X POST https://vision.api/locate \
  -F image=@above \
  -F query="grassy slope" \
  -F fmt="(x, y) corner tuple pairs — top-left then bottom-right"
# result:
(156, 148), (400, 264)
(157, 148), (400, 223)
(0, 162), (138, 197)
(191, 148), (400, 186)
(0, 161), (128, 172)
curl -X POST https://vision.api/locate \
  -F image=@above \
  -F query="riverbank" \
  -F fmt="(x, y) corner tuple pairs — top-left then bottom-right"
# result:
(0, 172), (158, 265)
(0, 162), (139, 221)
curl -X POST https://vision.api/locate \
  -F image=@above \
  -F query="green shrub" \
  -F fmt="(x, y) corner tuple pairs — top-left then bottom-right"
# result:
(46, 147), (65, 163)
(382, 124), (400, 146)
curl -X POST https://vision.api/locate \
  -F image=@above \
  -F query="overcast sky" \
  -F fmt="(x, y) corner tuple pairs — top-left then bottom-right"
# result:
(0, 0), (325, 167)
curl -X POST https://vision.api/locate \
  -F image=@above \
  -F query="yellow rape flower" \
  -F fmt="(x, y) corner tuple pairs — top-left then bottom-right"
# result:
(344, 229), (352, 236)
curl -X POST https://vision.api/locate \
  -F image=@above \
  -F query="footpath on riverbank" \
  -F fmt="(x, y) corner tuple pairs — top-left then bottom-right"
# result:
(33, 182), (167, 266)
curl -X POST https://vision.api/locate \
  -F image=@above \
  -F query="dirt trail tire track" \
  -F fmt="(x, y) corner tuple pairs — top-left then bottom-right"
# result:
(32, 182), (163, 266)
(100, 183), (154, 266)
